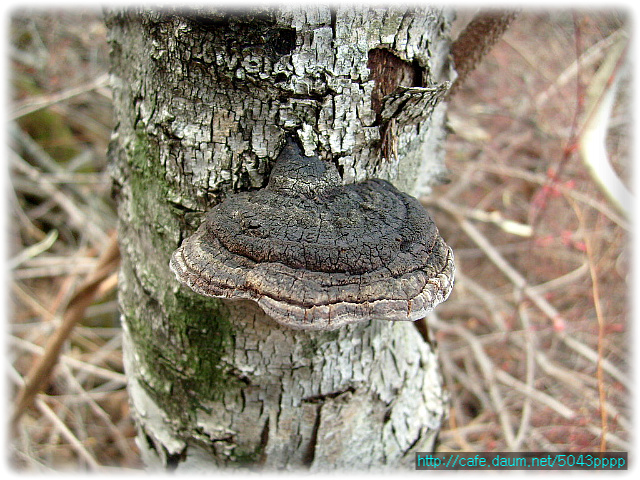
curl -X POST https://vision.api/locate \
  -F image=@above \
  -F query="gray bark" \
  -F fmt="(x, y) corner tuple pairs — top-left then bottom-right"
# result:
(106, 6), (454, 471)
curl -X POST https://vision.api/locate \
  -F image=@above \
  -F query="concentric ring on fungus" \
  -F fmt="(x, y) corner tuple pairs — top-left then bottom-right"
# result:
(170, 139), (454, 330)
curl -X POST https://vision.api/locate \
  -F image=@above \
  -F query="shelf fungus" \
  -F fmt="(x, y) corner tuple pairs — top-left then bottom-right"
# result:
(170, 140), (454, 331)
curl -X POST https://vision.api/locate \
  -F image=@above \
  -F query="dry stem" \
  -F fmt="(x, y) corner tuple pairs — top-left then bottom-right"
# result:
(11, 232), (120, 429)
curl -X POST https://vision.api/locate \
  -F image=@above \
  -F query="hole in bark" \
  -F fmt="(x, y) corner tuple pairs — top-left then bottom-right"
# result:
(413, 318), (432, 344)
(367, 48), (426, 161)
(302, 405), (322, 466)
(255, 417), (270, 466)
(267, 28), (297, 56)
(184, 14), (230, 30)
(335, 160), (344, 179)
(383, 407), (392, 424)
(142, 431), (157, 453)
(273, 72), (288, 83)
(166, 448), (187, 471)
(367, 47), (424, 124)
(302, 386), (356, 403)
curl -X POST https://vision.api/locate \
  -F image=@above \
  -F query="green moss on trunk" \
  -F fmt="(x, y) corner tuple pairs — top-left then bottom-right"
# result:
(120, 131), (239, 424)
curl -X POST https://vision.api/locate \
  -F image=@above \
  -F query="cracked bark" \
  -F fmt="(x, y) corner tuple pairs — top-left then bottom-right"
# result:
(106, 6), (454, 471)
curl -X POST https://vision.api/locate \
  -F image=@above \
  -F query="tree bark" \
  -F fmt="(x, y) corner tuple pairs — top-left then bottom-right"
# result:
(106, 6), (454, 471)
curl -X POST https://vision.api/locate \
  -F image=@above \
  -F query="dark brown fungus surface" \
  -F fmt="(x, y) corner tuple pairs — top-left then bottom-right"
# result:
(170, 139), (455, 330)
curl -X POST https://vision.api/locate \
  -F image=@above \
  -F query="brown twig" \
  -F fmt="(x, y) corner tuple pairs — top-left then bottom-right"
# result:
(570, 201), (608, 452)
(430, 196), (567, 331)
(11, 232), (120, 430)
(34, 397), (101, 470)
(429, 313), (517, 449)
(512, 302), (535, 449)
(10, 334), (127, 385)
(10, 73), (110, 120)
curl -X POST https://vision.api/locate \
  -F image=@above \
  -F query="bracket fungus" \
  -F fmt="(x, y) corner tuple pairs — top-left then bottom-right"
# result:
(170, 139), (454, 330)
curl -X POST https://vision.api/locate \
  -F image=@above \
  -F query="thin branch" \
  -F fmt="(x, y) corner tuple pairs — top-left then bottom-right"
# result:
(10, 151), (109, 247)
(8, 365), (101, 470)
(453, 270), (510, 331)
(584, 429), (630, 451)
(432, 196), (630, 387)
(11, 281), (60, 325)
(493, 369), (575, 420)
(10, 334), (127, 385)
(11, 232), (120, 429)
(535, 28), (628, 108)
(449, 205), (532, 237)
(431, 314), (577, 423)
(35, 398), (101, 470)
(474, 162), (629, 230)
(571, 202), (608, 452)
(57, 362), (134, 464)
(431, 196), (567, 330)
(578, 37), (631, 218)
(512, 303), (535, 449)
(555, 331), (629, 386)
(10, 73), (109, 120)
(9, 229), (59, 270)
(429, 313), (517, 449)
(529, 262), (589, 295)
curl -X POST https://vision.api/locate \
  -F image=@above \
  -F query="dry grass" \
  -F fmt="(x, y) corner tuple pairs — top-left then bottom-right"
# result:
(8, 10), (140, 471)
(430, 10), (630, 453)
(7, 9), (631, 471)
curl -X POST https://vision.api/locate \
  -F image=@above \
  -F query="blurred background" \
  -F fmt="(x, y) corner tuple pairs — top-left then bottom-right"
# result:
(7, 8), (631, 471)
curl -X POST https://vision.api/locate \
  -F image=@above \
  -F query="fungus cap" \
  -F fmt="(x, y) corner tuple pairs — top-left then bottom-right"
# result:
(170, 140), (454, 330)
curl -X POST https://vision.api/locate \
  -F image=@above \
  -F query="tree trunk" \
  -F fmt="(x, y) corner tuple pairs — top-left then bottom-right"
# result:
(106, 6), (454, 471)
